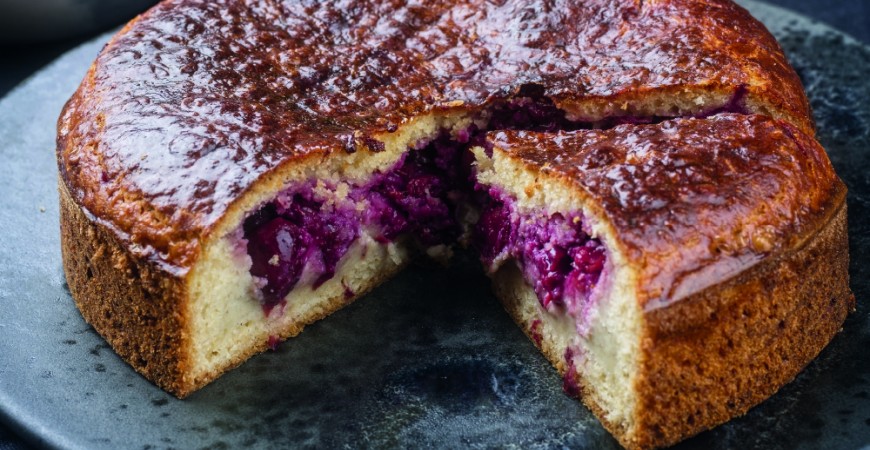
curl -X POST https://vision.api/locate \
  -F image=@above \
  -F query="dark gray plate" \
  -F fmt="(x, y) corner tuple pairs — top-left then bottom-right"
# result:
(1, 1), (869, 448)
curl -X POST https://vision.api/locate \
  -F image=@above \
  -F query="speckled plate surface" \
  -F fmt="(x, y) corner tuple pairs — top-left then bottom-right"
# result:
(1, 1), (869, 449)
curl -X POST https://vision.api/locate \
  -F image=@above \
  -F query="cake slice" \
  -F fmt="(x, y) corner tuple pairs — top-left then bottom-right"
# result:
(471, 114), (853, 449)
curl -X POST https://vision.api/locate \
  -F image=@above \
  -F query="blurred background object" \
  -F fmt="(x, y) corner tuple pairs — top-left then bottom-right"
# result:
(0, 0), (159, 98)
(0, 0), (158, 43)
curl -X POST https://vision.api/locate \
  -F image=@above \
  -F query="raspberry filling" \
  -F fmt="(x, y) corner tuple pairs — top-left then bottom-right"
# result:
(365, 132), (470, 246)
(474, 191), (606, 314)
(243, 191), (359, 306)
(242, 133), (468, 310)
(242, 90), (745, 312)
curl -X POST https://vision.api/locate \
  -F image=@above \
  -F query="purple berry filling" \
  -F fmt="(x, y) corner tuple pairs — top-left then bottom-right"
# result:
(365, 132), (469, 246)
(244, 192), (359, 310)
(487, 96), (586, 133)
(474, 191), (606, 313)
(242, 90), (744, 312)
(243, 133), (469, 310)
(562, 347), (581, 398)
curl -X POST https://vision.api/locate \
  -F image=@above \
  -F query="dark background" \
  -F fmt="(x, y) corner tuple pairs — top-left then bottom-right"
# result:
(0, 0), (867, 448)
(1, 0), (869, 99)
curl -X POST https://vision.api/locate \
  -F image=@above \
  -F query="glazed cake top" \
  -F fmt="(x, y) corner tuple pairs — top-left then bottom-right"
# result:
(487, 114), (845, 309)
(57, 0), (811, 273)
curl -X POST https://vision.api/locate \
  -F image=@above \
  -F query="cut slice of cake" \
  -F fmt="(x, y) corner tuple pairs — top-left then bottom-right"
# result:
(471, 114), (853, 449)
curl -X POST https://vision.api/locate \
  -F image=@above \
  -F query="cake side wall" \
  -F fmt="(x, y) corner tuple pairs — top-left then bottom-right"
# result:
(632, 199), (853, 449)
(59, 180), (195, 397)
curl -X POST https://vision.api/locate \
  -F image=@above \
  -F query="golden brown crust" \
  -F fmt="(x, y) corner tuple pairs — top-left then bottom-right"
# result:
(57, 0), (811, 273)
(56, 0), (848, 443)
(59, 179), (193, 396)
(631, 198), (853, 450)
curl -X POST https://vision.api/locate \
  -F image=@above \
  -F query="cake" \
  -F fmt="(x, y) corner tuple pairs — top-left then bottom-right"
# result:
(56, 0), (853, 448)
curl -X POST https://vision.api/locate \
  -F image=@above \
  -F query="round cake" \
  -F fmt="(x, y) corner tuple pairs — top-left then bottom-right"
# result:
(56, 0), (853, 448)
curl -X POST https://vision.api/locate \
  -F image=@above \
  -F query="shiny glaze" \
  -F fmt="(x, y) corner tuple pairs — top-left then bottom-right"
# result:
(489, 114), (845, 308)
(57, 0), (809, 273)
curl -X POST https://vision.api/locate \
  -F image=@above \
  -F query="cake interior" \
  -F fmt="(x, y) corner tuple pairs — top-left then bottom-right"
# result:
(473, 143), (641, 436)
(237, 90), (750, 313)
(240, 129), (472, 313)
(185, 91), (750, 430)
